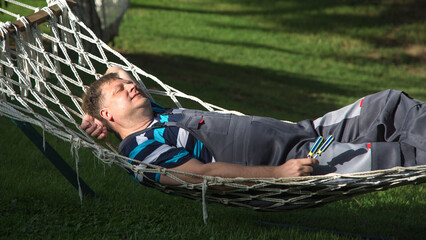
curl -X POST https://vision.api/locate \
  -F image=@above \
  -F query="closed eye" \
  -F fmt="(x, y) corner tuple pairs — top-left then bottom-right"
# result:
(113, 84), (124, 95)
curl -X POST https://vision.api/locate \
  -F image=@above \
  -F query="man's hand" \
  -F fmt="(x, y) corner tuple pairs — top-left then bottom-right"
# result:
(81, 114), (108, 140)
(105, 66), (135, 81)
(276, 158), (319, 177)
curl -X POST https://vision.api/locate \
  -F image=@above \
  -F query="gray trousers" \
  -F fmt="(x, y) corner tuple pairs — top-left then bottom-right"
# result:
(176, 90), (425, 175)
(312, 89), (426, 174)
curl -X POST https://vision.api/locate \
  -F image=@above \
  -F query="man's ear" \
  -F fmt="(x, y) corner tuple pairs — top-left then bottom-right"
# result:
(100, 108), (113, 122)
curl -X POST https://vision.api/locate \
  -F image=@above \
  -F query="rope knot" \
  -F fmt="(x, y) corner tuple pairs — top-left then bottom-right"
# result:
(42, 6), (56, 21)
(17, 16), (30, 30)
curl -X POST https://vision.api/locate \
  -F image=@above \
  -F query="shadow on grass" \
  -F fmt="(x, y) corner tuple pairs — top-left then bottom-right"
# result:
(130, 0), (425, 67)
(123, 52), (372, 121)
(161, 34), (303, 55)
(131, 1), (424, 37)
(205, 187), (426, 239)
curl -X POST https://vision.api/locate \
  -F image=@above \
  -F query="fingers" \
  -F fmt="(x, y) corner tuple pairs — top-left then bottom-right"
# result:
(280, 158), (319, 177)
(299, 165), (314, 176)
(80, 114), (108, 140)
(96, 127), (108, 140)
(92, 118), (108, 139)
(89, 124), (103, 138)
(80, 114), (94, 130)
(296, 158), (318, 176)
(87, 124), (107, 139)
(298, 158), (319, 165)
(93, 117), (105, 127)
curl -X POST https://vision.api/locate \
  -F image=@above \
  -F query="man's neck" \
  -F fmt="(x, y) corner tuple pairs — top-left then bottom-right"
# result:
(118, 114), (154, 140)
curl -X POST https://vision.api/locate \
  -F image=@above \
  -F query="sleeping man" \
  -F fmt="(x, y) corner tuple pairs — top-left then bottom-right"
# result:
(81, 66), (426, 187)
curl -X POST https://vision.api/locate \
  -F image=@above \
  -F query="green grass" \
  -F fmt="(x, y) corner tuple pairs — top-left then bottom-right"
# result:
(1, 0), (426, 239)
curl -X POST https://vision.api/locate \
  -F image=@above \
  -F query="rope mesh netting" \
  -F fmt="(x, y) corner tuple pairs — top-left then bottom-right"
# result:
(1, 0), (425, 215)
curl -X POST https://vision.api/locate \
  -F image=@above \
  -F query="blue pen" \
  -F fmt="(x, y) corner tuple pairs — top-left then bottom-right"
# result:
(313, 135), (334, 159)
(307, 136), (323, 159)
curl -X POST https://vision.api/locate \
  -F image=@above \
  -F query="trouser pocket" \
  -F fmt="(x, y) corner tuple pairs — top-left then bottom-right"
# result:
(313, 142), (372, 175)
(313, 142), (404, 175)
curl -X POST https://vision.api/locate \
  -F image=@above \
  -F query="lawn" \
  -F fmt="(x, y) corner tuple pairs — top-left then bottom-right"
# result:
(1, 0), (425, 239)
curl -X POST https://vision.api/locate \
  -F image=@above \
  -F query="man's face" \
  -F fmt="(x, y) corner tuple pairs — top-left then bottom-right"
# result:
(100, 79), (151, 123)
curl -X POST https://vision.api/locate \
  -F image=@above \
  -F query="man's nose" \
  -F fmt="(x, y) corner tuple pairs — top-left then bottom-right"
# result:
(126, 83), (136, 92)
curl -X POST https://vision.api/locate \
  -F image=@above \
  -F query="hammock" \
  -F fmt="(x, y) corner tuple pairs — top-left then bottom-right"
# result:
(1, 0), (425, 219)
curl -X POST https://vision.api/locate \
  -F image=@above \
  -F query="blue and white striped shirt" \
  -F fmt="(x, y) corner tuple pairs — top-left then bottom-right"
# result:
(118, 109), (215, 186)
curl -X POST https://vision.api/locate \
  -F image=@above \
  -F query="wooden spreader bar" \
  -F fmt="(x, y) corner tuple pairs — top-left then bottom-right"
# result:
(1, 0), (76, 39)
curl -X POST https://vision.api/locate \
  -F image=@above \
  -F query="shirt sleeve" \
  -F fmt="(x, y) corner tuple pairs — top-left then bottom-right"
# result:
(128, 140), (193, 184)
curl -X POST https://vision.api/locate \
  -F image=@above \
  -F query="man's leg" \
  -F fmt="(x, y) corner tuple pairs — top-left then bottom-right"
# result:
(312, 89), (426, 170)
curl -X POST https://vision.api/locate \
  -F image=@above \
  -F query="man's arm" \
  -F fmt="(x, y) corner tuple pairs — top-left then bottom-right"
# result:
(160, 158), (319, 185)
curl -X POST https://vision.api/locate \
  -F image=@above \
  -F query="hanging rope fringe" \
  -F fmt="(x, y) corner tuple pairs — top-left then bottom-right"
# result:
(70, 135), (83, 204)
(0, 0), (425, 214)
(41, 123), (46, 151)
(202, 179), (208, 224)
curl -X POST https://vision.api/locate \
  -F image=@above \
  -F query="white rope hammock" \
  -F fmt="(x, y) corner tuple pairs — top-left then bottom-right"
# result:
(1, 0), (425, 217)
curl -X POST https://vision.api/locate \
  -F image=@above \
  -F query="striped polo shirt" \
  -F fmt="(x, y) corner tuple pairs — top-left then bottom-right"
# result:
(118, 108), (215, 186)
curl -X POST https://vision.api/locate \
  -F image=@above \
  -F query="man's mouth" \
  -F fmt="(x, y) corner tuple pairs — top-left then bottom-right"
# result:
(131, 92), (141, 100)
